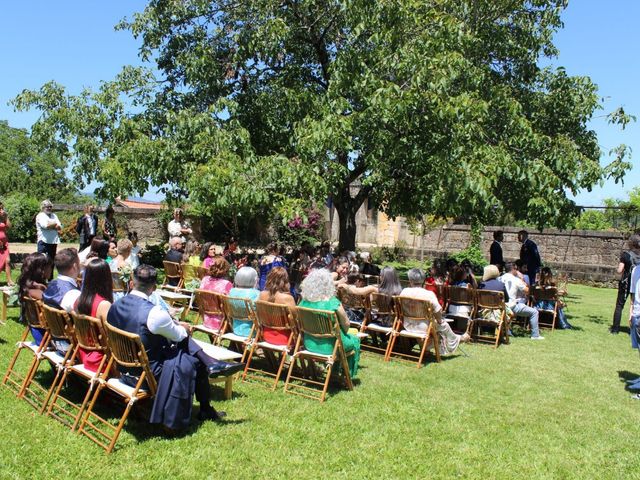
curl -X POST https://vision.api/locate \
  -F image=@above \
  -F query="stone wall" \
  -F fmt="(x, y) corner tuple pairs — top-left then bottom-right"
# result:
(327, 203), (625, 285)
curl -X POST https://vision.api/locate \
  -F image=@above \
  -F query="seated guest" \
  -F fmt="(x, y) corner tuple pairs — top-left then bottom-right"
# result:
(201, 242), (218, 269)
(107, 265), (243, 426)
(331, 257), (350, 286)
(258, 242), (287, 290)
(165, 236), (184, 264)
(478, 265), (510, 299)
(17, 253), (53, 345)
(106, 241), (117, 265)
(74, 258), (113, 372)
(515, 260), (530, 286)
(181, 240), (202, 284)
(258, 267), (296, 344)
(110, 238), (133, 272)
(199, 256), (233, 330)
(537, 266), (572, 329)
(424, 260), (447, 307)
(500, 262), (543, 340)
(80, 238), (110, 266)
(338, 273), (378, 325)
(400, 268), (469, 354)
(127, 232), (142, 269)
(371, 266), (402, 327)
(447, 264), (474, 317)
(298, 269), (361, 378)
(43, 248), (81, 313)
(228, 266), (260, 337)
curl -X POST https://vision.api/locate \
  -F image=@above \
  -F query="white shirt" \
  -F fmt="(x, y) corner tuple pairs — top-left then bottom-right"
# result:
(57, 275), (81, 312)
(36, 211), (61, 244)
(129, 290), (187, 343)
(168, 219), (191, 239)
(630, 266), (640, 316)
(500, 272), (527, 308)
(399, 287), (442, 334)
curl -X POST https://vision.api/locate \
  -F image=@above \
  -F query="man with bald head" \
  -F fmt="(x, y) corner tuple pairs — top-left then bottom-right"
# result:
(165, 236), (185, 286)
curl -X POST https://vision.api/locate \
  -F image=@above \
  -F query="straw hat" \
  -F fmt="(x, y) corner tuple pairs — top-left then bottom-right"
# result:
(482, 264), (500, 282)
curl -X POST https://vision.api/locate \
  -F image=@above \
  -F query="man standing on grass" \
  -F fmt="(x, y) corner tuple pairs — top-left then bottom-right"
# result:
(518, 230), (541, 284)
(626, 258), (640, 397)
(36, 200), (62, 279)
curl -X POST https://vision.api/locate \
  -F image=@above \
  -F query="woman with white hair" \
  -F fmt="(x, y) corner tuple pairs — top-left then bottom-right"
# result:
(298, 268), (361, 378)
(229, 266), (260, 336)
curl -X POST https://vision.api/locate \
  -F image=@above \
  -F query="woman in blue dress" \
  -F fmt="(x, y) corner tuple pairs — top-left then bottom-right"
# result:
(258, 242), (286, 290)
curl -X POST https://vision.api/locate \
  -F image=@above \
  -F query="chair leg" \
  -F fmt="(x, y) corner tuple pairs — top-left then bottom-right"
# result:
(272, 352), (288, 391)
(385, 333), (398, 362)
(283, 354), (298, 394)
(2, 347), (26, 390)
(241, 343), (258, 382)
(319, 361), (333, 403)
(106, 399), (136, 454)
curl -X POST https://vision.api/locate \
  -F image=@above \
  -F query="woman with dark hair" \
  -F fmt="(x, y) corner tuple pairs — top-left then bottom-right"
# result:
(101, 206), (117, 242)
(17, 253), (53, 345)
(370, 266), (402, 327)
(447, 264), (474, 317)
(200, 256), (233, 330)
(258, 267), (296, 345)
(258, 242), (286, 290)
(200, 242), (218, 270)
(424, 260), (447, 307)
(74, 258), (114, 371)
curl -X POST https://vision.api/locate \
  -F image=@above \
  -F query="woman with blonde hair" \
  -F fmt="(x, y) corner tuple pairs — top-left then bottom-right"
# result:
(298, 269), (361, 378)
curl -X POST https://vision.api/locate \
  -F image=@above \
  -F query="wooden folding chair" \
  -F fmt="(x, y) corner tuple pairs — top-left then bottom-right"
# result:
(20, 304), (76, 413)
(218, 296), (255, 360)
(112, 272), (127, 294)
(2, 297), (48, 395)
(444, 286), (475, 334)
(47, 312), (110, 430)
(386, 296), (441, 368)
(532, 286), (559, 331)
(336, 287), (371, 331)
(162, 261), (183, 290)
(284, 306), (354, 402)
(471, 290), (509, 348)
(360, 293), (395, 356)
(192, 289), (228, 344)
(77, 320), (157, 454)
(243, 300), (297, 390)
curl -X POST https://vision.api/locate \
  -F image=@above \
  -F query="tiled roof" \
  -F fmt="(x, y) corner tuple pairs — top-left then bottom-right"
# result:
(115, 197), (164, 210)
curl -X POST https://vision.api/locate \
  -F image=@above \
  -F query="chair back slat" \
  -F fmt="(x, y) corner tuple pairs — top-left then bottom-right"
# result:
(255, 300), (296, 331)
(371, 293), (394, 316)
(223, 296), (254, 323)
(394, 296), (433, 323)
(476, 290), (504, 309)
(194, 289), (226, 318)
(70, 312), (108, 352)
(447, 286), (475, 306)
(41, 304), (73, 340)
(101, 319), (157, 394)
(337, 288), (371, 310)
(532, 286), (558, 303)
(163, 261), (182, 280)
(112, 272), (127, 293)
(296, 307), (339, 338)
(22, 296), (45, 329)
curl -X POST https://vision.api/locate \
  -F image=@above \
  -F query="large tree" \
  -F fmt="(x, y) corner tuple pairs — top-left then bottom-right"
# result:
(14, 0), (632, 249)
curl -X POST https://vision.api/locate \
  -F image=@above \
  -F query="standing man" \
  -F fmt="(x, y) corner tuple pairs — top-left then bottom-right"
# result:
(76, 204), (98, 251)
(489, 230), (505, 271)
(611, 234), (640, 334)
(36, 200), (62, 273)
(518, 230), (541, 284)
(167, 208), (192, 242)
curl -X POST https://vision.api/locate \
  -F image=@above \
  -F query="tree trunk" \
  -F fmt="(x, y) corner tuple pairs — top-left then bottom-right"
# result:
(336, 203), (358, 252)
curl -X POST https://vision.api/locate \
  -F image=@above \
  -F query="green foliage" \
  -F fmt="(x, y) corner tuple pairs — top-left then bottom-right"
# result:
(572, 210), (614, 231)
(12, 1), (634, 251)
(275, 209), (324, 248)
(371, 241), (408, 265)
(141, 243), (167, 268)
(451, 246), (489, 273)
(3, 193), (39, 242)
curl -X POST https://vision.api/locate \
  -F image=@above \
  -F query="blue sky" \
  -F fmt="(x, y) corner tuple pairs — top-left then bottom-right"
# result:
(0, 0), (637, 205)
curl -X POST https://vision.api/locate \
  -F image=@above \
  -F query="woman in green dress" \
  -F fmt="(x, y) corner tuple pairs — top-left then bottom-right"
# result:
(298, 268), (361, 378)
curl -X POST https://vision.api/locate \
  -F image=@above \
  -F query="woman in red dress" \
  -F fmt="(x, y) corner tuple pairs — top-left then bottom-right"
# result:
(0, 202), (13, 285)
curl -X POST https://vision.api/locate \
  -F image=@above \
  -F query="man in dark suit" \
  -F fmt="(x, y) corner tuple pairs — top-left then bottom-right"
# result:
(518, 230), (541, 284)
(165, 236), (184, 264)
(489, 230), (504, 271)
(75, 204), (99, 251)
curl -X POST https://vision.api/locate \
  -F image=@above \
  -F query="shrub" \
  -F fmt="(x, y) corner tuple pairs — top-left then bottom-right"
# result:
(275, 209), (324, 248)
(141, 243), (167, 268)
(371, 240), (408, 264)
(3, 193), (40, 242)
(451, 246), (488, 274)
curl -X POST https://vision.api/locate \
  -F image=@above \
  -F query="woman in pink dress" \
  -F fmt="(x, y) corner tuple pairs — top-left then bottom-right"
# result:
(199, 256), (232, 330)
(0, 202), (13, 285)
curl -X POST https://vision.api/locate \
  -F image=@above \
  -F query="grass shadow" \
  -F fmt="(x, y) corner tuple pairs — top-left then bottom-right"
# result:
(618, 370), (640, 392)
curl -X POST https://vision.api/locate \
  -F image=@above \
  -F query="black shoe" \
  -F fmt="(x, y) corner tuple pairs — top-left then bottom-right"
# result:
(610, 328), (619, 335)
(207, 361), (245, 378)
(198, 409), (226, 422)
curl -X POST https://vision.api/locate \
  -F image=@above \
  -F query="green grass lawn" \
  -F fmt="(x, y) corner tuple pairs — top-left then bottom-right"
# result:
(1, 284), (639, 479)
